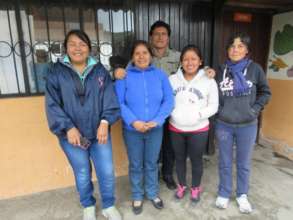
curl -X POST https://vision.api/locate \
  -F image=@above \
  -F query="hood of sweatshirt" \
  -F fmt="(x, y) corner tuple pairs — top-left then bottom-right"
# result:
(175, 67), (206, 85)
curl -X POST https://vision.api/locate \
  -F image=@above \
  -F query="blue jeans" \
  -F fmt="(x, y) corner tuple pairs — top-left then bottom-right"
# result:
(215, 121), (257, 198)
(59, 137), (115, 208)
(123, 127), (163, 201)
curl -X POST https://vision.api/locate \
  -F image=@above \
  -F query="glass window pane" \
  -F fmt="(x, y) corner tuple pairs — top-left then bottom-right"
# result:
(83, 9), (99, 58)
(21, 9), (38, 93)
(112, 10), (124, 56)
(0, 10), (25, 95)
(65, 7), (80, 31)
(26, 6), (51, 93)
(97, 9), (112, 70)
(109, 9), (134, 71)
(48, 7), (65, 62)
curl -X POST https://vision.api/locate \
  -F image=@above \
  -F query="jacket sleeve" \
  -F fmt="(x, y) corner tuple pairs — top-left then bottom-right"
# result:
(151, 72), (174, 125)
(215, 65), (223, 83)
(115, 78), (138, 126)
(198, 79), (219, 119)
(45, 68), (75, 136)
(100, 69), (121, 125)
(252, 64), (272, 114)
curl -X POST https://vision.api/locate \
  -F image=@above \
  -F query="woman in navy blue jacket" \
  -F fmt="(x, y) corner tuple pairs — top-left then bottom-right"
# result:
(115, 40), (174, 215)
(45, 30), (121, 220)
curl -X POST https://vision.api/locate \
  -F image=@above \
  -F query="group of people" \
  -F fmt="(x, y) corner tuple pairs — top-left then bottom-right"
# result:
(45, 20), (271, 220)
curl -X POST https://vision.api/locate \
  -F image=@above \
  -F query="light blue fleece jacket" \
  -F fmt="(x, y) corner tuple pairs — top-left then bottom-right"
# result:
(115, 64), (174, 131)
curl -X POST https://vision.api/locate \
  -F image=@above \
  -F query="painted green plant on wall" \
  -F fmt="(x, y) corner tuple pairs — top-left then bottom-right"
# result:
(274, 24), (293, 55)
(269, 24), (293, 77)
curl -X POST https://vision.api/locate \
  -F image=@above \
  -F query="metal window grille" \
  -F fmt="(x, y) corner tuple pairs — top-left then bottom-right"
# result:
(0, 0), (213, 98)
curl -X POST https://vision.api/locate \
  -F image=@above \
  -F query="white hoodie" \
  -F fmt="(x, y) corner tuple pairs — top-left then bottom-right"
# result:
(169, 68), (219, 131)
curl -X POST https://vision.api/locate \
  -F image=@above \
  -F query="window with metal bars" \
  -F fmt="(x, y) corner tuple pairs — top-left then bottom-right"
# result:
(0, 0), (213, 98)
(0, 0), (135, 97)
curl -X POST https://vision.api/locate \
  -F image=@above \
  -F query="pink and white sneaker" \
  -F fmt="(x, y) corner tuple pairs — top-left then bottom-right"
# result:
(175, 184), (187, 199)
(190, 186), (202, 203)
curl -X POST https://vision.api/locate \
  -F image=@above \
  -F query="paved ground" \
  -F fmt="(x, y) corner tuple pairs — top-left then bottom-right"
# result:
(1, 145), (293, 220)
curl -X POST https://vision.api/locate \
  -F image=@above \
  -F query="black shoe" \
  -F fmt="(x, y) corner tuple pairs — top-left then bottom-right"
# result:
(150, 197), (164, 209)
(132, 201), (143, 215)
(163, 176), (177, 190)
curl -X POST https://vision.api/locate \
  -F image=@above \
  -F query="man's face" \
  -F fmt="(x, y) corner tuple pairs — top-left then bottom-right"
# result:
(150, 26), (169, 50)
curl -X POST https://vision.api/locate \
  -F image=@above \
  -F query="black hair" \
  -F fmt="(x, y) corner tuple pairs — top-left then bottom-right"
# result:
(149, 20), (171, 36)
(226, 32), (251, 51)
(130, 40), (153, 58)
(63, 29), (92, 52)
(180, 44), (204, 68)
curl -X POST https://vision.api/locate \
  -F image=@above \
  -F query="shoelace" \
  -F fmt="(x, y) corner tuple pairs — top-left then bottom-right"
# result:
(176, 185), (186, 198)
(191, 187), (202, 198)
(238, 195), (250, 207)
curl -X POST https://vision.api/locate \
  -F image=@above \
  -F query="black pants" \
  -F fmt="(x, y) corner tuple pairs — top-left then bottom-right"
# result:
(170, 130), (208, 187)
(161, 122), (175, 177)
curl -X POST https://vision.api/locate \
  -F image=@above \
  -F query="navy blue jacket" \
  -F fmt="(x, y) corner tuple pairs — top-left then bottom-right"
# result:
(45, 60), (120, 139)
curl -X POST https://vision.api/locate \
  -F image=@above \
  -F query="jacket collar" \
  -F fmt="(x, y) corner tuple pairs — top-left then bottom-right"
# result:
(126, 63), (157, 73)
(61, 55), (97, 68)
(152, 47), (171, 58)
(59, 55), (98, 80)
(176, 67), (205, 84)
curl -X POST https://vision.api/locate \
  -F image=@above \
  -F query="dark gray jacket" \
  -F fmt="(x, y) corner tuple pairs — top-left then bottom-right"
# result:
(215, 61), (271, 125)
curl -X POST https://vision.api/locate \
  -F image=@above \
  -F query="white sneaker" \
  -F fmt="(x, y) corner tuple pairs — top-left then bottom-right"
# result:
(236, 194), (252, 214)
(83, 206), (96, 220)
(215, 196), (229, 209)
(102, 206), (122, 220)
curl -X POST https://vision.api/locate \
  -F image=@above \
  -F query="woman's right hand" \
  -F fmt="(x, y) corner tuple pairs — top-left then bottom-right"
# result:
(132, 121), (147, 133)
(66, 127), (81, 146)
(205, 67), (216, 78)
(114, 68), (126, 79)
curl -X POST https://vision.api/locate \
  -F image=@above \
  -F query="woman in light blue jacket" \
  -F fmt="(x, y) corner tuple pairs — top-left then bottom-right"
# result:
(115, 40), (174, 215)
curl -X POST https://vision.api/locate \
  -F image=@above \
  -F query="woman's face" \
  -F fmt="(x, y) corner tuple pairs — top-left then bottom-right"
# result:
(132, 44), (152, 69)
(181, 50), (202, 76)
(66, 34), (89, 65)
(228, 37), (248, 62)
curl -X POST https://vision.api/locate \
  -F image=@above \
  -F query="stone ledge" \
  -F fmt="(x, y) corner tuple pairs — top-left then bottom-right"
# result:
(259, 135), (293, 161)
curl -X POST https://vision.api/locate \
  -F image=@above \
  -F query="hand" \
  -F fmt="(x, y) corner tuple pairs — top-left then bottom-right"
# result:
(67, 127), (81, 146)
(132, 121), (147, 133)
(205, 67), (216, 79)
(145, 121), (158, 131)
(114, 68), (126, 80)
(97, 122), (109, 144)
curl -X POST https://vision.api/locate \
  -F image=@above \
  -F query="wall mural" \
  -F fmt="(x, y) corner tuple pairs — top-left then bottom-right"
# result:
(267, 11), (293, 80)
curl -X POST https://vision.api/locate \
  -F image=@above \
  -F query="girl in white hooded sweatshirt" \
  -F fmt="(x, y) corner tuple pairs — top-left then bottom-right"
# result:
(169, 45), (218, 203)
